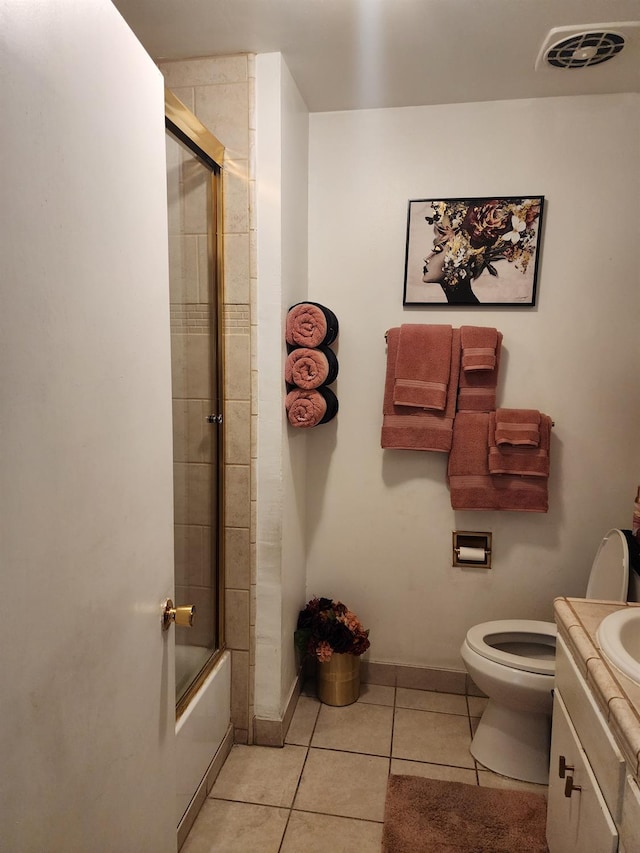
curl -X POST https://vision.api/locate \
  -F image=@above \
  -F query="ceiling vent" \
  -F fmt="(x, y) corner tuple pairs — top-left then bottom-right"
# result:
(535, 23), (640, 70)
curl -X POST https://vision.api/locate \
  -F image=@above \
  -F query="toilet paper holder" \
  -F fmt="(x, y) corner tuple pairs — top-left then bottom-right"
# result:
(452, 531), (492, 568)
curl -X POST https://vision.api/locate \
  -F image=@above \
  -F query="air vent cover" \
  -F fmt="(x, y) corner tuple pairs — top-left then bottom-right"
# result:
(546, 31), (624, 68)
(535, 22), (640, 71)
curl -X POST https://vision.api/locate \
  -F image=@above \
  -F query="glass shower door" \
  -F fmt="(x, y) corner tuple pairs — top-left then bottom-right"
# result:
(165, 110), (224, 711)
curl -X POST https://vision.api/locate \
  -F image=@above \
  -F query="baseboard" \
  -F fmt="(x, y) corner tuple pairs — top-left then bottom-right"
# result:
(361, 660), (475, 695)
(253, 671), (302, 747)
(177, 723), (234, 850)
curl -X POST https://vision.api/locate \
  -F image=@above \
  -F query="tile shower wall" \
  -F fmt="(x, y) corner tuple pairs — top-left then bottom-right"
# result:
(160, 55), (256, 743)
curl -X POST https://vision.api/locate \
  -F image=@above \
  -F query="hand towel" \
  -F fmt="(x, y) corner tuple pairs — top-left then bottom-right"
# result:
(448, 412), (548, 512)
(460, 326), (499, 372)
(381, 327), (460, 452)
(488, 412), (551, 477)
(393, 324), (452, 411)
(286, 387), (338, 428)
(456, 331), (503, 413)
(285, 346), (338, 389)
(285, 302), (339, 348)
(494, 408), (541, 447)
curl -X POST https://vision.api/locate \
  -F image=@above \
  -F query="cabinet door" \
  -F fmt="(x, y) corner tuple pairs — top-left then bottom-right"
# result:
(556, 636), (625, 819)
(547, 691), (618, 853)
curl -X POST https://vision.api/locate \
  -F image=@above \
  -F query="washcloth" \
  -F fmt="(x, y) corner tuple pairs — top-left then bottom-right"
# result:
(448, 412), (548, 512)
(393, 324), (452, 411)
(494, 408), (541, 447)
(381, 327), (460, 452)
(460, 326), (499, 372)
(285, 387), (338, 428)
(285, 302), (339, 349)
(488, 412), (551, 477)
(456, 330), (503, 413)
(285, 346), (338, 390)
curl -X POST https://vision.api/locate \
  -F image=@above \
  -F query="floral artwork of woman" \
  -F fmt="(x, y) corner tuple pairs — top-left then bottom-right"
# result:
(404, 197), (544, 305)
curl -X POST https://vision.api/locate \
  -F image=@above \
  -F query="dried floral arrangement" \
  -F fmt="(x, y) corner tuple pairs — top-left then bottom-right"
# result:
(294, 597), (370, 663)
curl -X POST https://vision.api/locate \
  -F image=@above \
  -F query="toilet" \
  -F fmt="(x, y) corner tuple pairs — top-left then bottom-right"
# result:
(461, 528), (639, 784)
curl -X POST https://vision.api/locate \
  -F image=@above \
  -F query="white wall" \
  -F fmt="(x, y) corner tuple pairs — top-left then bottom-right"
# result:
(306, 94), (640, 670)
(255, 54), (309, 718)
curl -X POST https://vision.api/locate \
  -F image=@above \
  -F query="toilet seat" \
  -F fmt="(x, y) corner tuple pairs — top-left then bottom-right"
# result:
(465, 619), (557, 675)
(464, 529), (630, 679)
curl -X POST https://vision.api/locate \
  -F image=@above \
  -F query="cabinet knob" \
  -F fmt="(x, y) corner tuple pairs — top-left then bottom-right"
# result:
(564, 775), (582, 798)
(559, 755), (575, 778)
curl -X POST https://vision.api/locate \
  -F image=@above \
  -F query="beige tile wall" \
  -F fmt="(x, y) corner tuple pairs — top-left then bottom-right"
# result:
(161, 55), (256, 743)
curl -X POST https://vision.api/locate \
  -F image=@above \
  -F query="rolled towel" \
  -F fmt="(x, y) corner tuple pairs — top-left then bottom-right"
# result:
(460, 326), (498, 372)
(488, 412), (551, 477)
(494, 408), (541, 447)
(285, 302), (339, 348)
(284, 346), (338, 390)
(285, 387), (338, 428)
(393, 324), (452, 411)
(456, 331), (503, 413)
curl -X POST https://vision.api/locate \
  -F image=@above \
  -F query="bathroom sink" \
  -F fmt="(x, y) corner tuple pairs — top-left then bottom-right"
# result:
(597, 608), (640, 685)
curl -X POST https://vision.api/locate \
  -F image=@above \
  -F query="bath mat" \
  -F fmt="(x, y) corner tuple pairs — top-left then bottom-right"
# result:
(382, 774), (548, 853)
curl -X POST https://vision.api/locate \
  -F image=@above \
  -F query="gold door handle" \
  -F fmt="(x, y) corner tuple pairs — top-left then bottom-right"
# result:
(162, 599), (196, 631)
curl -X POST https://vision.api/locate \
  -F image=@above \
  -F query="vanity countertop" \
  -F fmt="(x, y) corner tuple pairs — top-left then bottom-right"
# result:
(554, 597), (640, 781)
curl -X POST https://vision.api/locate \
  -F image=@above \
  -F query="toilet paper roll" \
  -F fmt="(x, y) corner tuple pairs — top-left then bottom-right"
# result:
(458, 546), (486, 562)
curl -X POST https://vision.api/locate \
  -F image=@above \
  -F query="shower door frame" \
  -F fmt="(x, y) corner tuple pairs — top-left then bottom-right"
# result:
(165, 88), (226, 719)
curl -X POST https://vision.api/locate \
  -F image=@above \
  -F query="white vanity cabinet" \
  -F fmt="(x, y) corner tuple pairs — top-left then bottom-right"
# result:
(546, 636), (625, 853)
(547, 689), (618, 852)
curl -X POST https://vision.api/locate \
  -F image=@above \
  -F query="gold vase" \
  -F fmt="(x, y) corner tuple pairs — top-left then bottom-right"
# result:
(317, 652), (360, 706)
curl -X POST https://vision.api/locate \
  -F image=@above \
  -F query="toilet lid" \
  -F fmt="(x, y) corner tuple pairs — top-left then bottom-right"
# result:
(585, 528), (629, 601)
(465, 620), (557, 675)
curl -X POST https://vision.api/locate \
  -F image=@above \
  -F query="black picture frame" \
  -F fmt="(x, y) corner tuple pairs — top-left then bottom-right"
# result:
(403, 196), (545, 306)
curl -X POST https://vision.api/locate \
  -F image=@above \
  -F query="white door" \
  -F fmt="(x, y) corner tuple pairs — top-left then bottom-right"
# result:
(0, 2), (176, 851)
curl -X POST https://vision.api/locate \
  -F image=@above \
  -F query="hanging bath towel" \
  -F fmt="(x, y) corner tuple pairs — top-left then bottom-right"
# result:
(381, 327), (460, 452)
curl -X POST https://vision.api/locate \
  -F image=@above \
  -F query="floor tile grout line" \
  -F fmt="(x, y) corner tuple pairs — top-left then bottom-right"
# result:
(388, 755), (477, 772)
(465, 693), (481, 784)
(307, 743), (393, 759)
(276, 748), (306, 850)
(277, 699), (321, 852)
(388, 684), (396, 776)
(289, 805), (384, 825)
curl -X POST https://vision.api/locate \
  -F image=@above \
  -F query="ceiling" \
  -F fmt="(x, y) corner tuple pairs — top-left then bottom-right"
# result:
(112, 0), (640, 112)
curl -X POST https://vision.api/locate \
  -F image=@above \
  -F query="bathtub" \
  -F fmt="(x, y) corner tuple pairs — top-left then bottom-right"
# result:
(175, 650), (231, 828)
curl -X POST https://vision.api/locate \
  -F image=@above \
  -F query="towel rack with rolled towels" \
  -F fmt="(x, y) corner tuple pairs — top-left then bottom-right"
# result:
(285, 302), (339, 428)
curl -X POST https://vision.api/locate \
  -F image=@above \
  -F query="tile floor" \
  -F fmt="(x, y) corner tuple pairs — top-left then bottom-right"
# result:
(181, 682), (547, 852)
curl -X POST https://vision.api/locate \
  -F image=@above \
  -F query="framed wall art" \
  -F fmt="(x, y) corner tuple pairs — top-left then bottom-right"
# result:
(403, 196), (545, 306)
